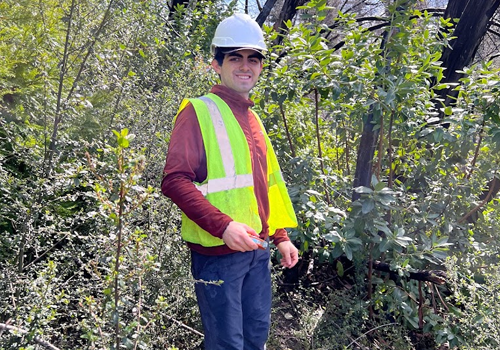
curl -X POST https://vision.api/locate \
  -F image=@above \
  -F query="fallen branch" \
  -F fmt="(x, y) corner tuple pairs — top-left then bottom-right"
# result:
(164, 315), (204, 337)
(372, 261), (447, 285)
(0, 323), (62, 350)
(346, 322), (397, 349)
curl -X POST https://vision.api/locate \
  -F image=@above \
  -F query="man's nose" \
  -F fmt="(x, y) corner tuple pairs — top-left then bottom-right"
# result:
(239, 59), (250, 71)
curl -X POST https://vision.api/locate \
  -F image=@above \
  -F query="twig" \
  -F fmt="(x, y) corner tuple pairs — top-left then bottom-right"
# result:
(46, 0), (116, 176)
(0, 323), (62, 350)
(434, 283), (449, 311)
(429, 282), (438, 313)
(367, 247), (374, 319)
(418, 281), (424, 329)
(23, 232), (71, 270)
(164, 315), (204, 337)
(314, 89), (330, 205)
(488, 51), (500, 61)
(133, 274), (143, 350)
(278, 103), (296, 158)
(272, 266), (298, 315)
(45, 0), (75, 176)
(329, 319), (369, 350)
(346, 323), (397, 349)
(0, 319), (11, 337)
(458, 175), (497, 223)
(466, 120), (485, 180)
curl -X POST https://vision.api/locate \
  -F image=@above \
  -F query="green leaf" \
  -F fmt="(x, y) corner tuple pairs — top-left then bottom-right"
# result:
(336, 261), (344, 277)
(118, 137), (130, 148)
(435, 236), (451, 247)
(379, 239), (391, 252)
(344, 244), (353, 260)
(324, 231), (341, 242)
(374, 181), (386, 191)
(362, 199), (375, 214)
(395, 236), (412, 247)
(346, 237), (362, 246)
(354, 186), (373, 194)
(303, 59), (316, 70)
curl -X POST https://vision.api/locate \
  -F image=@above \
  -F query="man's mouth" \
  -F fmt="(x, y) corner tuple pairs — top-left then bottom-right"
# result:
(236, 74), (251, 80)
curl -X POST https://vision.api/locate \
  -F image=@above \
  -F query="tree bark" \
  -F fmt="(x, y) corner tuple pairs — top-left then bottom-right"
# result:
(272, 0), (308, 46)
(433, 0), (500, 225)
(256, 0), (278, 26)
(435, 0), (500, 108)
(443, 0), (468, 19)
(352, 114), (379, 200)
(351, 12), (403, 199)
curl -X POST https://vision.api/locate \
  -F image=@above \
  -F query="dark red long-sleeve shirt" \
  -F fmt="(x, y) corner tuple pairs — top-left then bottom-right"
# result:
(161, 85), (290, 255)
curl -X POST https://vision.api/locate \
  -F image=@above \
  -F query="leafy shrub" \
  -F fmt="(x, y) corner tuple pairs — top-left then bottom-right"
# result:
(439, 256), (500, 349)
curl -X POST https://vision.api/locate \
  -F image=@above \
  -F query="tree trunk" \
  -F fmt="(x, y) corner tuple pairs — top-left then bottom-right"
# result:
(443, 0), (468, 19)
(351, 13), (404, 199)
(256, 0), (278, 26)
(434, 0), (500, 224)
(436, 0), (500, 108)
(272, 0), (308, 46)
(352, 115), (379, 200)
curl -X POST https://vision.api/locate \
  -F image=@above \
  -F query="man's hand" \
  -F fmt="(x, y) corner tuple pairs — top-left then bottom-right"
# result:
(276, 241), (299, 268)
(222, 221), (259, 252)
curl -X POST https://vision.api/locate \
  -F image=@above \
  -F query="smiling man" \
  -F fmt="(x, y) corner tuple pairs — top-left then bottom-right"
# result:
(161, 13), (299, 350)
(211, 50), (263, 99)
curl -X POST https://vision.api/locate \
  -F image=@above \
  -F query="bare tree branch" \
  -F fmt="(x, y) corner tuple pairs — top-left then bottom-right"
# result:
(0, 323), (62, 350)
(372, 261), (447, 285)
(256, 0), (278, 26)
(490, 19), (500, 29)
(164, 315), (204, 337)
(488, 28), (500, 38)
(489, 51), (500, 60)
(45, 0), (116, 177)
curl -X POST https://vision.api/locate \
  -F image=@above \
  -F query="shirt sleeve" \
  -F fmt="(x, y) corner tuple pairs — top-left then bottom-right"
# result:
(161, 103), (233, 238)
(271, 228), (291, 246)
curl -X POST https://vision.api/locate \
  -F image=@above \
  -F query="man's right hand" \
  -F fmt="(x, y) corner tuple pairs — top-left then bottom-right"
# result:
(222, 221), (259, 252)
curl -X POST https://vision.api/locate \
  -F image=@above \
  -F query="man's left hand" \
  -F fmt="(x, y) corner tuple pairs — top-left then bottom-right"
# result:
(276, 241), (299, 268)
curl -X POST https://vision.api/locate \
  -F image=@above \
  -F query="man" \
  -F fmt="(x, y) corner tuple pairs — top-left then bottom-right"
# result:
(161, 13), (298, 350)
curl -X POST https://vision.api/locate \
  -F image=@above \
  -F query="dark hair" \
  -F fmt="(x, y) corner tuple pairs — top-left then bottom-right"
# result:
(213, 47), (264, 66)
(214, 47), (226, 66)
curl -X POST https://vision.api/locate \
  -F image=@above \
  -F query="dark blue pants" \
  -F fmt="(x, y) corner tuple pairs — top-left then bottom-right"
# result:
(191, 248), (272, 350)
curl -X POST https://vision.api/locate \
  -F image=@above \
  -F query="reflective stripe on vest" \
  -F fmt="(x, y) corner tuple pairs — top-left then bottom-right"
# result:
(194, 96), (254, 196)
(175, 93), (298, 247)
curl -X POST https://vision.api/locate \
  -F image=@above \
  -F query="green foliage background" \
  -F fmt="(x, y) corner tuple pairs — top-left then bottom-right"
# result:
(1, 0), (500, 349)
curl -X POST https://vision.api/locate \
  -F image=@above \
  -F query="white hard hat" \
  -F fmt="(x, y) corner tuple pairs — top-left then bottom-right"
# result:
(211, 13), (267, 55)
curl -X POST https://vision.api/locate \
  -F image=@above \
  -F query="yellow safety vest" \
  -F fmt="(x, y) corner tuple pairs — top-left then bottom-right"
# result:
(175, 93), (297, 247)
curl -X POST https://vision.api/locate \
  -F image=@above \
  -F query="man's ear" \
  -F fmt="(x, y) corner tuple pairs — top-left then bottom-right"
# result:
(211, 59), (222, 74)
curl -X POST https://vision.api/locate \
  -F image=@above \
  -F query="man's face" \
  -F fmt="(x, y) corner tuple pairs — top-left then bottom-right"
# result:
(211, 49), (263, 100)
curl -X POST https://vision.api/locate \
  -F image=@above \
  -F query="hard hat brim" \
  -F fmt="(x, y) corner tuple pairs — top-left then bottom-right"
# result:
(220, 47), (266, 59)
